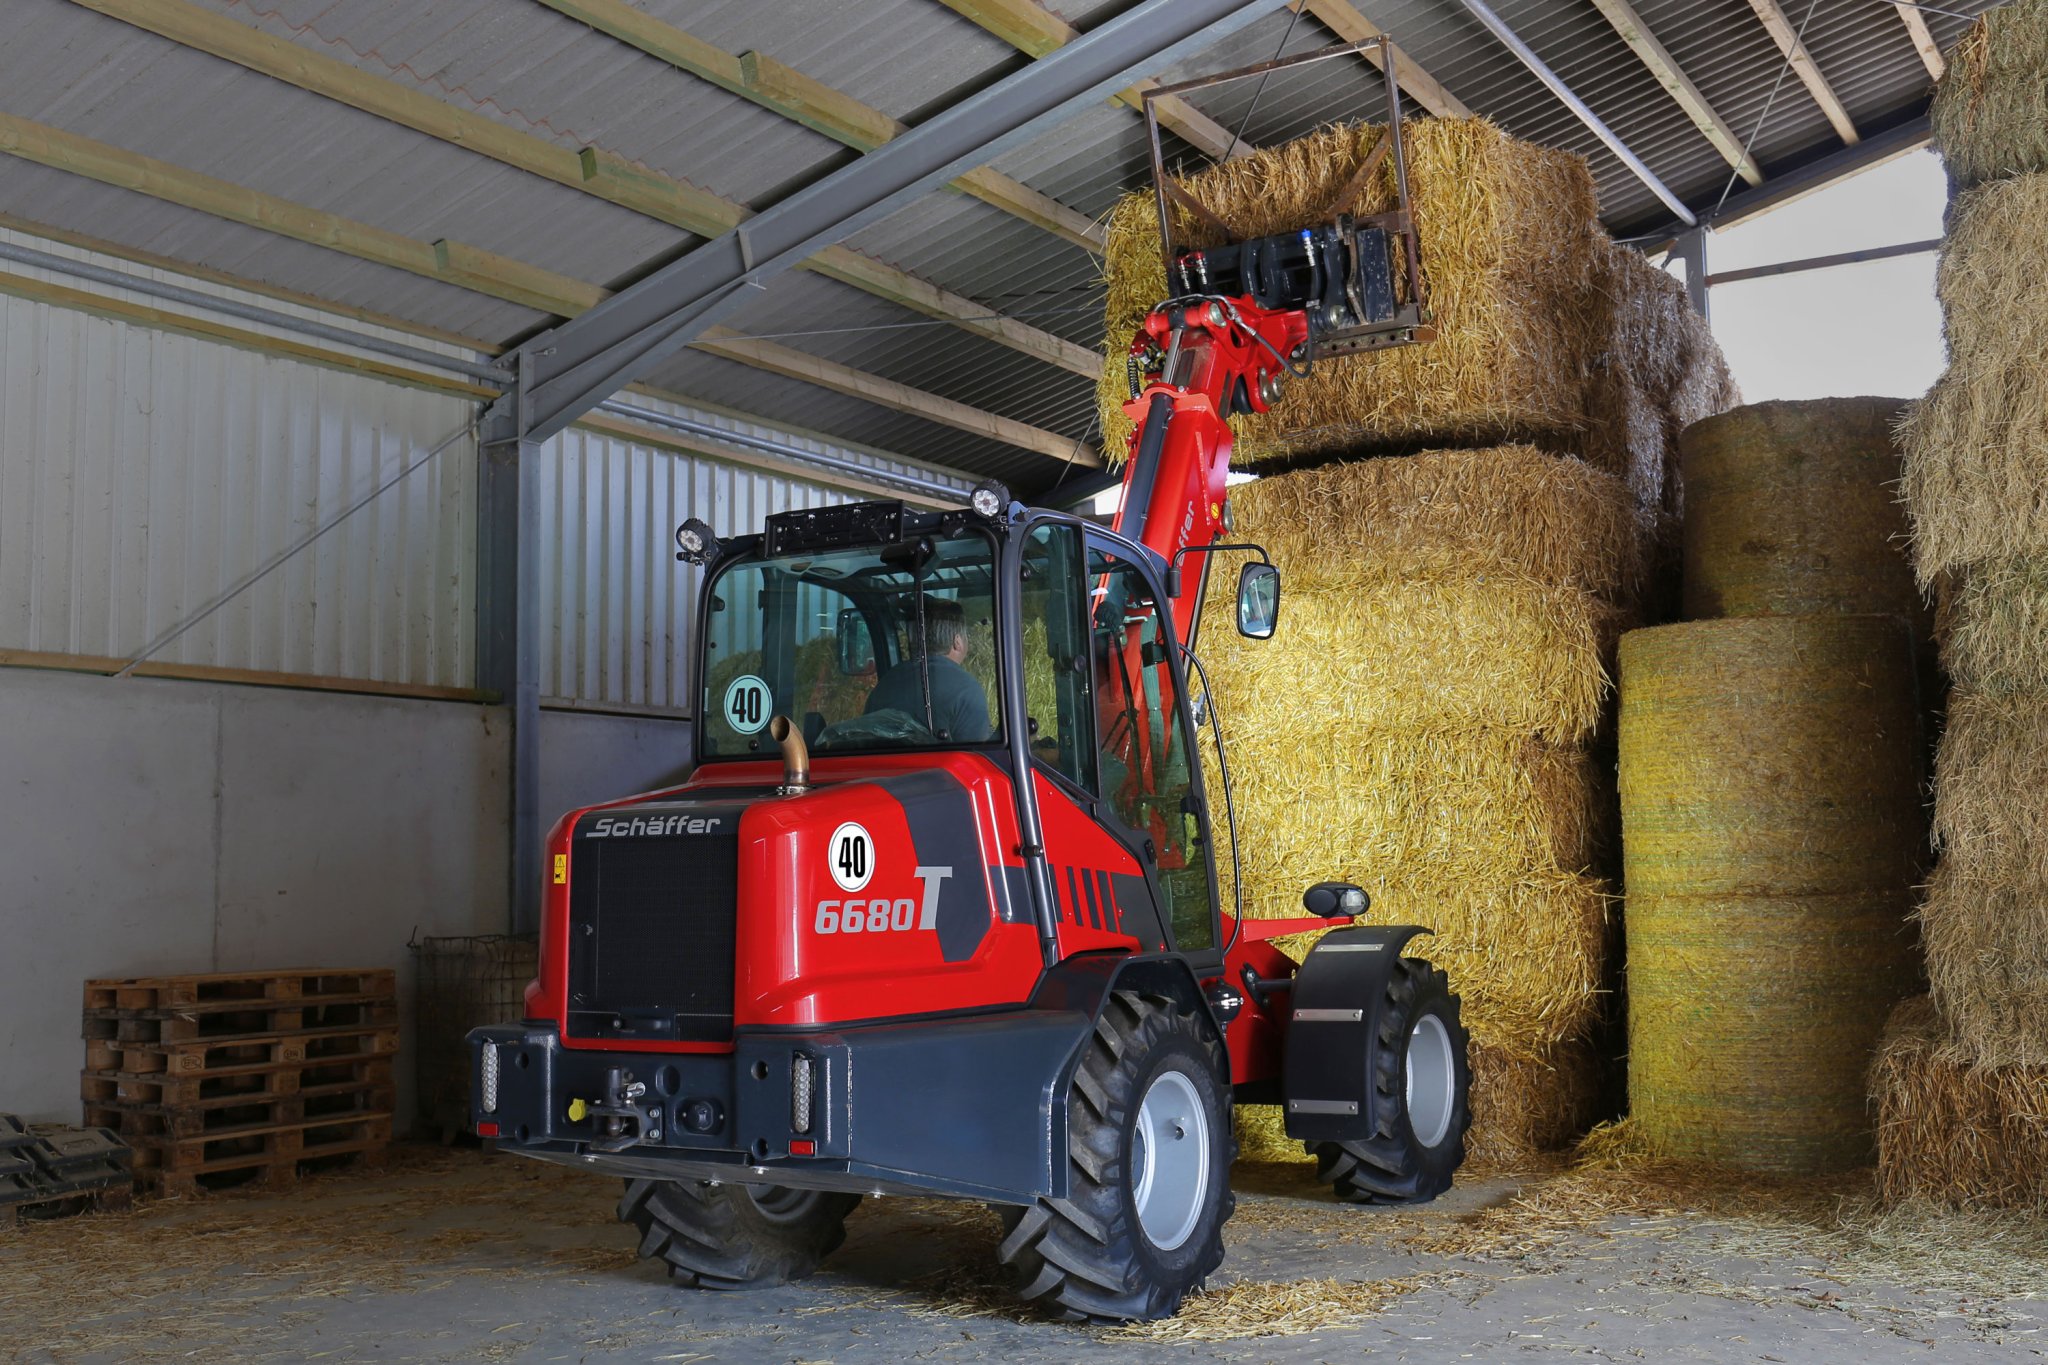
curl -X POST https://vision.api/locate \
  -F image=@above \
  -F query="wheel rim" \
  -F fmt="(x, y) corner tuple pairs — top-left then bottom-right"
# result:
(742, 1184), (813, 1222)
(1406, 1013), (1456, 1149)
(1130, 1069), (1210, 1252)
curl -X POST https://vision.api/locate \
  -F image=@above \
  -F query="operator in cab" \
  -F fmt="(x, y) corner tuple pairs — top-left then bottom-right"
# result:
(863, 596), (992, 743)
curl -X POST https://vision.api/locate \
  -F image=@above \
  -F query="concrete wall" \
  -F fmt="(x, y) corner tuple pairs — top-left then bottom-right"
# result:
(0, 668), (508, 1126)
(0, 667), (698, 1129)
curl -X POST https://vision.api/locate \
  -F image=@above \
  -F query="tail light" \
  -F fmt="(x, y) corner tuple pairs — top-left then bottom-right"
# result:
(791, 1054), (815, 1135)
(480, 1044), (501, 1113)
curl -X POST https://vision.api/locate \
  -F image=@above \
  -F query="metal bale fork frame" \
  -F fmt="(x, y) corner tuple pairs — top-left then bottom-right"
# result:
(1139, 37), (1433, 359)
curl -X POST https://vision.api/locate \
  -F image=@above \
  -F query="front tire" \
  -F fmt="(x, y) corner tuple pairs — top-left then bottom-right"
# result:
(1312, 956), (1471, 1204)
(620, 1179), (860, 1289)
(996, 990), (1235, 1322)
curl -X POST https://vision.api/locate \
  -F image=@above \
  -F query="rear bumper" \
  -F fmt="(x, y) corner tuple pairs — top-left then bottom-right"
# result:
(468, 1011), (1089, 1204)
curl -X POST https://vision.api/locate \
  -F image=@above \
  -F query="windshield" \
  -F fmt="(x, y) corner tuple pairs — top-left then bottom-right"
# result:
(699, 528), (1003, 759)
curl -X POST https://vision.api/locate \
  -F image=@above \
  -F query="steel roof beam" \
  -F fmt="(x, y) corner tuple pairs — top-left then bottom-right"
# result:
(65, 0), (1096, 379)
(1744, 0), (1861, 144)
(1451, 0), (1696, 225)
(508, 0), (1287, 445)
(1890, 1), (1948, 80)
(1292, 1), (1472, 117)
(533, 0), (1104, 250)
(933, 0), (1253, 158)
(0, 112), (1091, 466)
(1588, 0), (1763, 186)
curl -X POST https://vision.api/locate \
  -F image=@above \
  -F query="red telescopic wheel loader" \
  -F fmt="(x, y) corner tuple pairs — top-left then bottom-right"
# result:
(470, 42), (1471, 1323)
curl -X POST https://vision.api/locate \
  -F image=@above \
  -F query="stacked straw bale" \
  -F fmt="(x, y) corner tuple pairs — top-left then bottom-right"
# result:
(1872, 996), (2048, 1208)
(1095, 118), (1736, 510)
(1877, 6), (2048, 1195)
(1929, 0), (2048, 187)
(1094, 117), (1738, 1167)
(1098, 120), (1603, 464)
(1920, 691), (2048, 1064)
(1617, 615), (1924, 1174)
(1205, 450), (1635, 1163)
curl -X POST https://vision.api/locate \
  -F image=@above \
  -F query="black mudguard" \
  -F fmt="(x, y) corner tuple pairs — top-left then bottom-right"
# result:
(1279, 924), (1429, 1144)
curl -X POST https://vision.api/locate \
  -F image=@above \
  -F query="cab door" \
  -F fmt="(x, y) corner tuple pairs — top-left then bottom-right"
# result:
(1012, 518), (1224, 968)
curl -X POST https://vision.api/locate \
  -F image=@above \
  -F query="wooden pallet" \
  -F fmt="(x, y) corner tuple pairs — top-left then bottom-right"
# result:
(79, 967), (398, 1196)
(82, 992), (396, 1047)
(84, 968), (396, 1012)
(84, 1021), (400, 1078)
(81, 1052), (394, 1108)
(84, 1079), (395, 1141)
(125, 1113), (394, 1196)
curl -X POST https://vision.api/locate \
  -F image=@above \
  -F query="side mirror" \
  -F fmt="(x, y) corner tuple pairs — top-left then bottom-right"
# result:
(834, 608), (875, 675)
(1236, 562), (1280, 639)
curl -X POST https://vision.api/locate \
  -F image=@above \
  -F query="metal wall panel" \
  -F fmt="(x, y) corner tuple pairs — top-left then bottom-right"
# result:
(535, 424), (859, 714)
(0, 265), (480, 688)
(0, 229), (977, 711)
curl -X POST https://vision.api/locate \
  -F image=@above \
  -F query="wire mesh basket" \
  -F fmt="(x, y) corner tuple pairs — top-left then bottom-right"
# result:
(410, 934), (538, 1140)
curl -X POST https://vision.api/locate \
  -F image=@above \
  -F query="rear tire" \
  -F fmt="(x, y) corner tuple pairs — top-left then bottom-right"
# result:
(996, 990), (1235, 1322)
(1312, 956), (1471, 1204)
(619, 1179), (860, 1289)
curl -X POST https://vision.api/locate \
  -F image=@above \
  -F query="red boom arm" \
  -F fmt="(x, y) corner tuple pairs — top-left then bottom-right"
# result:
(1109, 297), (1310, 644)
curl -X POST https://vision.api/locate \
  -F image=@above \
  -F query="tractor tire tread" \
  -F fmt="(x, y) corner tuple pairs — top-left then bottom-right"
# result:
(618, 1179), (860, 1290)
(1310, 956), (1472, 1206)
(995, 989), (1235, 1324)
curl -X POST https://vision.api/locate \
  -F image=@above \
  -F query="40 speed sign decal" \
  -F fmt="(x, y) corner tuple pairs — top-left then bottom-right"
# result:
(827, 821), (874, 892)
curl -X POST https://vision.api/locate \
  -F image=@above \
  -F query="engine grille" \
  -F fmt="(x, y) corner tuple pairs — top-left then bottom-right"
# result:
(566, 818), (739, 1043)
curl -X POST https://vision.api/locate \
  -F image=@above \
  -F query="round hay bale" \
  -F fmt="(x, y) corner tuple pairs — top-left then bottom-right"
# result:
(1921, 688), (2048, 1066)
(1931, 0), (2048, 188)
(1872, 996), (2048, 1208)
(1678, 399), (1925, 628)
(1617, 615), (1926, 898)
(1626, 890), (1919, 1174)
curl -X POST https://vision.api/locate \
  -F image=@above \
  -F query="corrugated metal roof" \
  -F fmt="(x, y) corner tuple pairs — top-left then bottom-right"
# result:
(0, 0), (1998, 495)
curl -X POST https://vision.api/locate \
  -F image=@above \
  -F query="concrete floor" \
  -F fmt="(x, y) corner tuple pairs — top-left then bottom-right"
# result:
(1, 1144), (2043, 1364)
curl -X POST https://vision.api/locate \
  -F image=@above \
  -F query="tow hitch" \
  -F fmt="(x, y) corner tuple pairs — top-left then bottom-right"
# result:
(568, 1067), (661, 1153)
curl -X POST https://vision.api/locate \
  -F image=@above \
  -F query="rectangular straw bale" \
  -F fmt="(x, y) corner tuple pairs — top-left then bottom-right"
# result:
(1218, 727), (1610, 897)
(1465, 1036), (1605, 1167)
(1581, 363), (1674, 516)
(1207, 576), (1619, 742)
(1229, 447), (1650, 604)
(1923, 688), (2048, 1065)
(1097, 119), (1604, 463)
(1937, 558), (2048, 695)
(1593, 239), (1695, 406)
(1931, 0), (2048, 187)
(1671, 310), (1741, 434)
(1900, 174), (2048, 582)
(1873, 996), (2048, 1208)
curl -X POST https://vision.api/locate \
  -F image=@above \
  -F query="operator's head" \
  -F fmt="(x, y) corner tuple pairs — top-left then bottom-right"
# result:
(916, 597), (970, 663)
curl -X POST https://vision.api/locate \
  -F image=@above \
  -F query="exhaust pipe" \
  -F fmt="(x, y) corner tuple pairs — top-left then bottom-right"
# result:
(768, 715), (810, 794)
